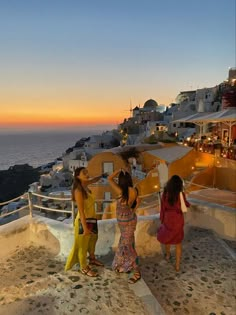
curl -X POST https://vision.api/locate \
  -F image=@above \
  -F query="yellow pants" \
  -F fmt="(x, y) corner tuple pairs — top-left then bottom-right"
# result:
(78, 233), (98, 268)
(65, 219), (98, 271)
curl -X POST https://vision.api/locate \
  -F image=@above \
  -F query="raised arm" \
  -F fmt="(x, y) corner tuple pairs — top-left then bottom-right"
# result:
(107, 169), (122, 195)
(131, 187), (140, 212)
(86, 174), (104, 185)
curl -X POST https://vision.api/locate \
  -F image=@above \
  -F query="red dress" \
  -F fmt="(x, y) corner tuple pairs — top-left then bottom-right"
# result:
(157, 192), (190, 244)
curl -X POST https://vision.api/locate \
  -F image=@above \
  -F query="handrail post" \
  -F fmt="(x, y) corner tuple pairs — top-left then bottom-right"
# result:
(71, 200), (75, 225)
(28, 192), (33, 218)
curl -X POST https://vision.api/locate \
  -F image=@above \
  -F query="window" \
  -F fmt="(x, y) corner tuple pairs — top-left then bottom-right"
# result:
(103, 162), (113, 174)
(104, 192), (111, 200)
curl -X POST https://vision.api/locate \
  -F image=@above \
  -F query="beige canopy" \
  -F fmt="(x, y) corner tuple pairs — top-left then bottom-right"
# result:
(172, 108), (236, 144)
(190, 108), (236, 123)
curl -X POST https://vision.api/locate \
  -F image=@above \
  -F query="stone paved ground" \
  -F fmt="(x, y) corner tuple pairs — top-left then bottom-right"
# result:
(140, 227), (236, 315)
(0, 227), (235, 315)
(0, 245), (148, 315)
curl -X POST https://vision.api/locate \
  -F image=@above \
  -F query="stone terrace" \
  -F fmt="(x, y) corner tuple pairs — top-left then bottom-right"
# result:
(0, 245), (149, 315)
(0, 226), (235, 315)
(140, 227), (236, 315)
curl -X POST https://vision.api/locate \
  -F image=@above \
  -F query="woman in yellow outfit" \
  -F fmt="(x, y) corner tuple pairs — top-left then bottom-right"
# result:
(65, 167), (104, 277)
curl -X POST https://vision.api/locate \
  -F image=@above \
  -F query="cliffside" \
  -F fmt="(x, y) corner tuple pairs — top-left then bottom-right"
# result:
(0, 164), (40, 203)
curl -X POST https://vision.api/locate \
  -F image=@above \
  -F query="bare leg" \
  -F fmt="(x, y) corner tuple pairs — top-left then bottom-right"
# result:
(175, 243), (182, 271)
(165, 244), (171, 261)
(88, 234), (104, 266)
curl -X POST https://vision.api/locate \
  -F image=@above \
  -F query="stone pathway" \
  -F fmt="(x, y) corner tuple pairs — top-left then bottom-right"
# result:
(140, 227), (236, 315)
(0, 245), (148, 315)
(0, 227), (235, 315)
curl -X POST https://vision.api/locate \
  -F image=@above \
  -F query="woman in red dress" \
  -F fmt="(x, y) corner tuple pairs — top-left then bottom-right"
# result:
(157, 175), (190, 271)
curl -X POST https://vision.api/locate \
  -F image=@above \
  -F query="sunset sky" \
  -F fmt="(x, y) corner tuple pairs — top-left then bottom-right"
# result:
(0, 0), (235, 130)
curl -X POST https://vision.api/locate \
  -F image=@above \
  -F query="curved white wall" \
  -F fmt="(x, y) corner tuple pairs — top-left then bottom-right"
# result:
(0, 203), (235, 260)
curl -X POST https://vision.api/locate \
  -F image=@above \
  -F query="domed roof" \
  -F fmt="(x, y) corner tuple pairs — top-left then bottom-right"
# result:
(143, 99), (158, 109)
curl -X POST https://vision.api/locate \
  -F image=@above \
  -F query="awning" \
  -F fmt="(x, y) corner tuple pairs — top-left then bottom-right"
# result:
(172, 112), (210, 124)
(172, 108), (236, 142)
(190, 108), (236, 124)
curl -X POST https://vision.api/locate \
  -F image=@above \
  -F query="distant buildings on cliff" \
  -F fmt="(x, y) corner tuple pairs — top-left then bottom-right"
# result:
(38, 67), (236, 193)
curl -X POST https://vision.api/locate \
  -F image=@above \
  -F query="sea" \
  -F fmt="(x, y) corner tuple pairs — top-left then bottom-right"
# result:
(0, 126), (115, 170)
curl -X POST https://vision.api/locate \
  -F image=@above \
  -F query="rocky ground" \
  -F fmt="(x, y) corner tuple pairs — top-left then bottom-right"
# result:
(140, 227), (236, 315)
(0, 245), (148, 315)
(0, 164), (40, 203)
(0, 227), (235, 315)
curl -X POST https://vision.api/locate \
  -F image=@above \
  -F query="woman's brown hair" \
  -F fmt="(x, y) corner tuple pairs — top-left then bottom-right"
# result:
(72, 167), (88, 200)
(164, 175), (183, 205)
(118, 171), (134, 204)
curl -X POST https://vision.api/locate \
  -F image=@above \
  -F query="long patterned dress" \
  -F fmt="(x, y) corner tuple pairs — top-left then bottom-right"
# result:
(112, 198), (139, 272)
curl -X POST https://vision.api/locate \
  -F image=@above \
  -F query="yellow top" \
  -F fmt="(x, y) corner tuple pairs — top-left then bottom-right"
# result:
(76, 191), (96, 219)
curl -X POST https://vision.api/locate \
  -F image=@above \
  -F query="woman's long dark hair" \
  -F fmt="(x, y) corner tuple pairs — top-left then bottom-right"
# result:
(72, 167), (88, 201)
(164, 175), (183, 205)
(118, 171), (133, 203)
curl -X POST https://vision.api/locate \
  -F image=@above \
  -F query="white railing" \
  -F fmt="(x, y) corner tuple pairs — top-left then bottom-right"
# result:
(184, 180), (210, 190)
(0, 194), (29, 220)
(29, 191), (75, 219)
(0, 192), (74, 223)
(0, 191), (160, 224)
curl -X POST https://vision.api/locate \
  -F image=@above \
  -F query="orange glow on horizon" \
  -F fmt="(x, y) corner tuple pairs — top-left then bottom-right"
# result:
(0, 112), (125, 128)
(0, 98), (128, 128)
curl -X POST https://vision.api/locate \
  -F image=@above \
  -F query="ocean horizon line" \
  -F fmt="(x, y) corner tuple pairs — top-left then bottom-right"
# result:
(0, 126), (119, 171)
(0, 124), (118, 135)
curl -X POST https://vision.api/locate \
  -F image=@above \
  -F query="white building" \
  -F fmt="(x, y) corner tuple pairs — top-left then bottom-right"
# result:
(62, 148), (85, 170)
(40, 171), (72, 190)
(195, 87), (219, 112)
(68, 151), (88, 172)
(145, 121), (168, 137)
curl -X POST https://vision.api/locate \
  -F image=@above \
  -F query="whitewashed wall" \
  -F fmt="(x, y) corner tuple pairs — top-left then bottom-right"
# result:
(0, 204), (235, 261)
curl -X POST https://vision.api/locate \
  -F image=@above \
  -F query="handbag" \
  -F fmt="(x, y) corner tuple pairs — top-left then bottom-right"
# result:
(180, 192), (188, 213)
(78, 218), (98, 234)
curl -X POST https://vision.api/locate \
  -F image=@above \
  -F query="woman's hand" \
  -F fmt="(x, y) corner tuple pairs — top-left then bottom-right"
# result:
(83, 228), (92, 236)
(102, 172), (109, 178)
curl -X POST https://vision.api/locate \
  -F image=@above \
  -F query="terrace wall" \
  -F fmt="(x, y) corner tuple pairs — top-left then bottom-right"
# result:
(1, 202), (235, 260)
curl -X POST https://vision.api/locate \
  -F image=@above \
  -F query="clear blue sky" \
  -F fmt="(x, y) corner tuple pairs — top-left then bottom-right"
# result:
(0, 0), (235, 128)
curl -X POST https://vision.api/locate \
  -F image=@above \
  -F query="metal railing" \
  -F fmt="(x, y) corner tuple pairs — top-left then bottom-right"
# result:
(0, 191), (160, 224)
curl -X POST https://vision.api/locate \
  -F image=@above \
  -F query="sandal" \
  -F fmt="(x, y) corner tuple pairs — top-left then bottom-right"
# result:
(81, 266), (98, 277)
(115, 268), (124, 273)
(89, 258), (104, 267)
(128, 271), (141, 284)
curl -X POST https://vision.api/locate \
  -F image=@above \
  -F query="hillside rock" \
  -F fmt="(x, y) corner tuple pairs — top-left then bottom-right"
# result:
(0, 164), (40, 203)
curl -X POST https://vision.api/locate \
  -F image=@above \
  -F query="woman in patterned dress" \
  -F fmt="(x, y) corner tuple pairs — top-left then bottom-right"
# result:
(108, 168), (141, 284)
